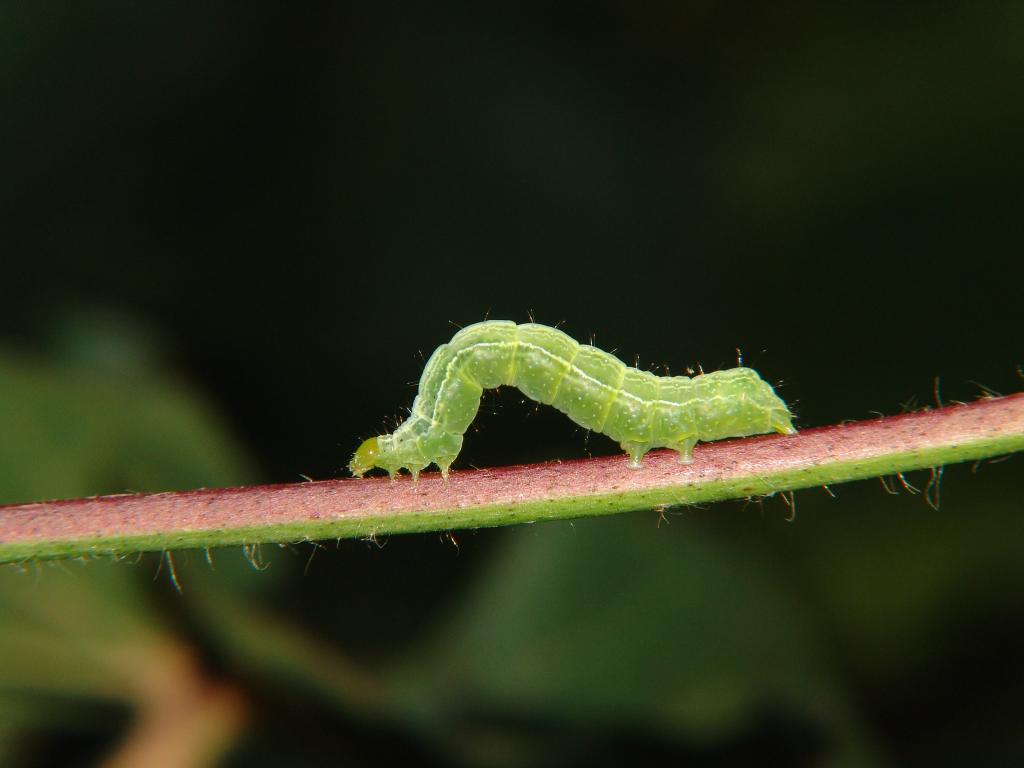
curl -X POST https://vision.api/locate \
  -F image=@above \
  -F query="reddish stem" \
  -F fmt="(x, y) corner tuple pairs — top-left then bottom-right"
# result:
(1, 394), (1023, 561)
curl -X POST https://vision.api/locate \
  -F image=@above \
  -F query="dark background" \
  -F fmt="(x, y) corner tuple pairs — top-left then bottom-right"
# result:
(1, 4), (1022, 767)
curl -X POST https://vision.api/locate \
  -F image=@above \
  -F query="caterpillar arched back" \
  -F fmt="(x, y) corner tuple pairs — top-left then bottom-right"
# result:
(349, 321), (796, 480)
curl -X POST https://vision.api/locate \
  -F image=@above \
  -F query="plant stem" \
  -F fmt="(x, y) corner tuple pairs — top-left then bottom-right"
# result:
(2, 394), (1023, 563)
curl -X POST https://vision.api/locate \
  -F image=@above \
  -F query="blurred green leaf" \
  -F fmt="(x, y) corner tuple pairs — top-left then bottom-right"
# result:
(382, 516), (879, 767)
(781, 470), (1024, 682)
(0, 347), (252, 506)
(0, 323), (255, 761)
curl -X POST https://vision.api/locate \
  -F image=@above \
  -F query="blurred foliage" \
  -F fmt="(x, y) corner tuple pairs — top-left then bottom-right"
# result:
(1, 2), (1023, 767)
(1, 323), (1022, 766)
(0, 313), (252, 506)
(0, 317), (255, 764)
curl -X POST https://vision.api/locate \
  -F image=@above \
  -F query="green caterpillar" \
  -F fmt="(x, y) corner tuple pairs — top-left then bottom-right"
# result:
(350, 320), (796, 480)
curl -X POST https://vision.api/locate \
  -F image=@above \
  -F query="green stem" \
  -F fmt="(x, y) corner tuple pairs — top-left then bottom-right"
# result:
(2, 394), (1023, 563)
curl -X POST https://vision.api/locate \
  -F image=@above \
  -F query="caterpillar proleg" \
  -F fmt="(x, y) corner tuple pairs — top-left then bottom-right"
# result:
(349, 321), (796, 480)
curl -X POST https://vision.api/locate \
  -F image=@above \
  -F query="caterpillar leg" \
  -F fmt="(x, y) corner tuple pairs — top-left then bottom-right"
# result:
(427, 432), (462, 484)
(434, 456), (456, 483)
(671, 437), (698, 464)
(404, 459), (430, 483)
(620, 442), (649, 469)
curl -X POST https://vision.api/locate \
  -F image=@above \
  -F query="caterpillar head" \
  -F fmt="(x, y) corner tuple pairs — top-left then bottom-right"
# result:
(349, 437), (381, 477)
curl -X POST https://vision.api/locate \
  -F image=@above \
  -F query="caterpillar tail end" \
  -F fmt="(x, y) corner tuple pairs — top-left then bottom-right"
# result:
(349, 437), (381, 478)
(772, 412), (798, 436)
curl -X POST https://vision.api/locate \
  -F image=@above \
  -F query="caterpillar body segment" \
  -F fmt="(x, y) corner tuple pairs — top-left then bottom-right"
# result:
(349, 321), (795, 479)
